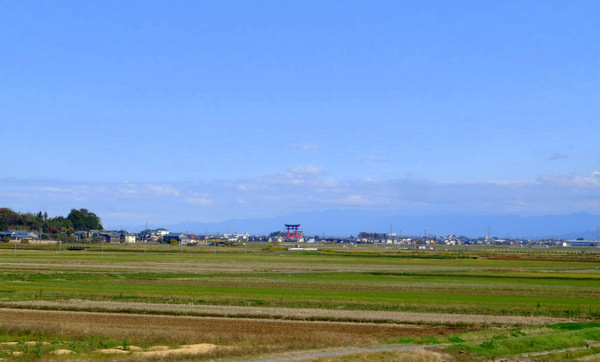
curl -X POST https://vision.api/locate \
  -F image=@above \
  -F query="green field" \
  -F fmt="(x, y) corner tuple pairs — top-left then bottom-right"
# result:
(0, 242), (599, 360)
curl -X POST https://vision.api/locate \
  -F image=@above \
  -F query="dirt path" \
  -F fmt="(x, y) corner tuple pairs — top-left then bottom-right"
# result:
(250, 344), (441, 362)
(5, 299), (575, 326)
(520, 342), (600, 358)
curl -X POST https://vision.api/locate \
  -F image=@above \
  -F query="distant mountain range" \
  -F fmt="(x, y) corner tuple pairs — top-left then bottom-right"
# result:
(114, 210), (600, 240)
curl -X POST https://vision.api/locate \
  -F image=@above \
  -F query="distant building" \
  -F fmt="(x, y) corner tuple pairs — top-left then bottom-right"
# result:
(139, 228), (170, 242)
(163, 233), (190, 244)
(562, 240), (600, 247)
(122, 232), (137, 243)
(97, 231), (121, 243)
(0, 230), (40, 240)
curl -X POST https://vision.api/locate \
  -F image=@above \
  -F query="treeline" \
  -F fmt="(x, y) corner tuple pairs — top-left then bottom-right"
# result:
(358, 232), (390, 239)
(0, 208), (103, 234)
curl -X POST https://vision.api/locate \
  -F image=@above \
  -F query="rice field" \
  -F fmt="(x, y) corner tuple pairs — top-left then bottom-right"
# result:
(0, 242), (598, 360)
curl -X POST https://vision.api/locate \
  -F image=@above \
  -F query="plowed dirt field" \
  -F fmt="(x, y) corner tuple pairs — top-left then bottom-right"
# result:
(0, 308), (454, 342)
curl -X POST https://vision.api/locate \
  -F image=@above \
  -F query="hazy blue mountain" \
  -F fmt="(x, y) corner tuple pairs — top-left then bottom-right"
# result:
(115, 210), (600, 239)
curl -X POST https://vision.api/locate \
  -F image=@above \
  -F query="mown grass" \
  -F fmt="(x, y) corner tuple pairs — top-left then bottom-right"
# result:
(0, 245), (599, 360)
(448, 326), (600, 357)
(6, 287), (600, 318)
(1, 247), (599, 318)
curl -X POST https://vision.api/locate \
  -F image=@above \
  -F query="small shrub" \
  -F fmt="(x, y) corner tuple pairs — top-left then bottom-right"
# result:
(424, 337), (441, 345)
(480, 340), (495, 350)
(510, 328), (526, 337)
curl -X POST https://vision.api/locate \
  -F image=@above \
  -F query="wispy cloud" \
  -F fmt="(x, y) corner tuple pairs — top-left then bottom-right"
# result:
(362, 156), (389, 163)
(538, 171), (600, 188)
(185, 197), (213, 206)
(289, 144), (319, 151)
(147, 184), (180, 196)
(288, 165), (323, 175)
(547, 152), (569, 160)
(2, 171), (600, 226)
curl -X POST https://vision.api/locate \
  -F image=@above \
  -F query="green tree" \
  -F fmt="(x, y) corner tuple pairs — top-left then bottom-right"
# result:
(67, 209), (103, 231)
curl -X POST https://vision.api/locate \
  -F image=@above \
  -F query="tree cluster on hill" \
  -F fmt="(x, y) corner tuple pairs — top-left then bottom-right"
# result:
(0, 208), (103, 234)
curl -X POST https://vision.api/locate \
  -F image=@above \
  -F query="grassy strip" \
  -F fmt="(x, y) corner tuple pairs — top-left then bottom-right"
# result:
(0, 328), (156, 360)
(535, 346), (600, 360)
(447, 327), (600, 357)
(547, 322), (600, 330)
(0, 286), (599, 318)
(1, 272), (598, 318)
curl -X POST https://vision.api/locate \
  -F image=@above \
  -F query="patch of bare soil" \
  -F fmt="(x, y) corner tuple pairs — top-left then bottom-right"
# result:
(577, 352), (600, 361)
(94, 344), (217, 357)
(97, 348), (129, 354)
(0, 308), (453, 344)
(137, 343), (217, 357)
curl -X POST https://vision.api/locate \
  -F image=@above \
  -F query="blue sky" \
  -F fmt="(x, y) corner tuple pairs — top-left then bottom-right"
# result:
(2, 1), (599, 229)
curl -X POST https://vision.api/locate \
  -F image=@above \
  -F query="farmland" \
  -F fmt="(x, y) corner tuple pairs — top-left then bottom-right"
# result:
(0, 242), (599, 360)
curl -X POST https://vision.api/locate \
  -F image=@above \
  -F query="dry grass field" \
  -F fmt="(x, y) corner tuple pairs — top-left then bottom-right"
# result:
(0, 242), (598, 360)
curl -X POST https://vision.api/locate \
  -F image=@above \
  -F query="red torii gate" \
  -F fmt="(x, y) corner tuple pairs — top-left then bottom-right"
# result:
(285, 224), (301, 238)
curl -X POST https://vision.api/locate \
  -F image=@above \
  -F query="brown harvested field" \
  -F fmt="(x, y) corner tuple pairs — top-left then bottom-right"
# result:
(0, 308), (455, 343)
(4, 300), (576, 326)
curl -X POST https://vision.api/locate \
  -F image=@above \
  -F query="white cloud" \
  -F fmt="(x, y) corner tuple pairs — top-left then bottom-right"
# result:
(3, 170), (600, 226)
(362, 156), (389, 163)
(39, 186), (72, 193)
(537, 171), (600, 188)
(186, 197), (213, 206)
(118, 187), (137, 196)
(338, 194), (375, 206)
(288, 165), (323, 175)
(146, 185), (181, 196)
(289, 144), (319, 151)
